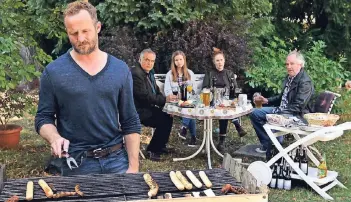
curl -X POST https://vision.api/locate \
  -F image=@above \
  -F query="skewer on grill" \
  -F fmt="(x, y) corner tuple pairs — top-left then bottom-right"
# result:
(26, 181), (34, 201)
(143, 173), (159, 198)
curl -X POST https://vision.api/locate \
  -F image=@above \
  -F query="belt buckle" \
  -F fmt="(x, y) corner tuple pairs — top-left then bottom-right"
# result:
(92, 148), (103, 158)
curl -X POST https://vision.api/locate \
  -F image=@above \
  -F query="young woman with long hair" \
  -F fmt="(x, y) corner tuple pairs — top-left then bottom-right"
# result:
(202, 48), (247, 151)
(164, 51), (197, 146)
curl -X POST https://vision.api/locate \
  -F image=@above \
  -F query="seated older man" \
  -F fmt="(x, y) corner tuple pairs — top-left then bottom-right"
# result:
(131, 49), (177, 161)
(250, 50), (314, 154)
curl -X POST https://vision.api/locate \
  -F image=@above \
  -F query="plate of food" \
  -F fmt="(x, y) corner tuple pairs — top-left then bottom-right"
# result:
(178, 100), (195, 108)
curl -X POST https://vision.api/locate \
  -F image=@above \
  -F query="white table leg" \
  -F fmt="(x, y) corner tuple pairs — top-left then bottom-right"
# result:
(173, 119), (208, 162)
(173, 118), (223, 169)
(264, 125), (334, 200)
(206, 119), (212, 169)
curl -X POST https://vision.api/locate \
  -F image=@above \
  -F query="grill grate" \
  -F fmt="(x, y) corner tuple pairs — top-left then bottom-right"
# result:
(0, 168), (242, 201)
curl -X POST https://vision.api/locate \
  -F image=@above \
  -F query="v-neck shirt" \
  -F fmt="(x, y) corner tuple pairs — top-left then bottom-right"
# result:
(35, 52), (141, 153)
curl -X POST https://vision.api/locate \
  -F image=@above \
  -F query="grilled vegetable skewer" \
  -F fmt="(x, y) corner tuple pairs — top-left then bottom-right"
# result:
(186, 170), (203, 188)
(176, 171), (193, 190)
(38, 179), (54, 198)
(170, 171), (185, 190)
(26, 181), (34, 201)
(199, 171), (212, 188)
(143, 173), (159, 198)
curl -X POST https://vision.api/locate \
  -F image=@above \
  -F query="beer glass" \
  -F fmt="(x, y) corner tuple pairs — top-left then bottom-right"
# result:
(253, 92), (263, 108)
(202, 88), (211, 107)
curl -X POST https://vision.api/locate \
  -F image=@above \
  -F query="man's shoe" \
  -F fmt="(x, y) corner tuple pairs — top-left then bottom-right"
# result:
(147, 151), (161, 161)
(255, 146), (267, 153)
(188, 136), (197, 147)
(178, 127), (187, 140)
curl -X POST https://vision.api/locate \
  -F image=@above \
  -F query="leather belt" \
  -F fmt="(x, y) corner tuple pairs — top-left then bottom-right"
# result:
(86, 143), (123, 158)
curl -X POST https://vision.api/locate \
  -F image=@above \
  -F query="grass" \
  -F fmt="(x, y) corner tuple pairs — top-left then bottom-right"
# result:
(1, 115), (351, 202)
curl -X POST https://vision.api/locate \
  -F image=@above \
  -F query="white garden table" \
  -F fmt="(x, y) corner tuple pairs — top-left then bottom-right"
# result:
(263, 122), (351, 200)
(163, 102), (253, 169)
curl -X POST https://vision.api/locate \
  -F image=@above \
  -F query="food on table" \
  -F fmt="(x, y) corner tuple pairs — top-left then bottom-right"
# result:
(26, 181), (34, 201)
(221, 184), (232, 194)
(185, 170), (203, 188)
(52, 192), (77, 198)
(199, 171), (212, 188)
(164, 193), (172, 199)
(178, 100), (193, 107)
(143, 173), (159, 198)
(170, 171), (185, 190)
(176, 171), (193, 190)
(75, 184), (84, 197)
(157, 195), (164, 199)
(6, 195), (19, 202)
(38, 179), (54, 198)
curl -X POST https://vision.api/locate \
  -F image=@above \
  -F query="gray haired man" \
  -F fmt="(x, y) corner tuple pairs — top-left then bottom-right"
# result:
(250, 50), (314, 154)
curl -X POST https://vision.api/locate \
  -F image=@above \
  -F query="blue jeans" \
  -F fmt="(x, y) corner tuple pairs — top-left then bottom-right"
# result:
(249, 107), (283, 150)
(182, 118), (196, 137)
(61, 148), (129, 176)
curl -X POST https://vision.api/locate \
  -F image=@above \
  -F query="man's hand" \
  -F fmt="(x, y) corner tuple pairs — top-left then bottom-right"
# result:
(254, 95), (268, 104)
(50, 136), (70, 158)
(166, 95), (177, 102)
(346, 80), (351, 90)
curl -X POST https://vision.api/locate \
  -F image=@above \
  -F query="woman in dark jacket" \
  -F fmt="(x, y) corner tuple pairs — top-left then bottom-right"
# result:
(202, 48), (247, 151)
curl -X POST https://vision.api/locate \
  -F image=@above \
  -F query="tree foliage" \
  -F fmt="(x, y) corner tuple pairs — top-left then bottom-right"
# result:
(100, 19), (252, 75)
(271, 0), (351, 70)
(0, 0), (52, 126)
(97, 0), (272, 32)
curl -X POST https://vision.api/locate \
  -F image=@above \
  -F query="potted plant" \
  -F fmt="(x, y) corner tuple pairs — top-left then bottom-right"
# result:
(0, 0), (52, 149)
(0, 91), (36, 149)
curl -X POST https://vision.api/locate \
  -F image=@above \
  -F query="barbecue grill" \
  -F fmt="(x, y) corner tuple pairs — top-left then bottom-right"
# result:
(0, 154), (268, 202)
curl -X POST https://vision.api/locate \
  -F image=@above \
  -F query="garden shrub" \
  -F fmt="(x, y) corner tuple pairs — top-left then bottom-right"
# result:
(100, 19), (252, 76)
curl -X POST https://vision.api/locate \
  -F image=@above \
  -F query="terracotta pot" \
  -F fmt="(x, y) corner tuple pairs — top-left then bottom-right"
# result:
(0, 124), (22, 149)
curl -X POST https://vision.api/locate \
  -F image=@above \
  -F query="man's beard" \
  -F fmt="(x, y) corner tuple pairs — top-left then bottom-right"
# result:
(72, 39), (97, 55)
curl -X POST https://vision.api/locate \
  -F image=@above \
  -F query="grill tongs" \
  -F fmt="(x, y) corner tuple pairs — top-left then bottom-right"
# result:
(62, 150), (79, 170)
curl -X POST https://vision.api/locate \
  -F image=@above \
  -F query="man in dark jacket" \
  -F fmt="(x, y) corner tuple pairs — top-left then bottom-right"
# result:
(131, 49), (176, 161)
(250, 51), (314, 153)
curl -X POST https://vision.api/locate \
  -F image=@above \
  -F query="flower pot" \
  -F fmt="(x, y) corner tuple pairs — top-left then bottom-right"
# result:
(0, 124), (22, 149)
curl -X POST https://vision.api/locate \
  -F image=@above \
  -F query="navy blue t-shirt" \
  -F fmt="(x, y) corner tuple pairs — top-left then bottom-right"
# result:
(35, 52), (141, 153)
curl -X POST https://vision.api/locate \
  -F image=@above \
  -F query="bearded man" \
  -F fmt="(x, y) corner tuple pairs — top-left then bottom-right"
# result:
(35, 1), (141, 176)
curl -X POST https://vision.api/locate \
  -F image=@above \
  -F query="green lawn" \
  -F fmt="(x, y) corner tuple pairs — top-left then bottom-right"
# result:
(1, 115), (351, 202)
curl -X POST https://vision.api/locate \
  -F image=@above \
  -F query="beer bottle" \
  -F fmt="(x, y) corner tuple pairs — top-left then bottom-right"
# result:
(270, 163), (278, 188)
(210, 76), (217, 107)
(277, 164), (285, 189)
(300, 147), (308, 175)
(229, 77), (236, 100)
(293, 147), (300, 174)
(284, 165), (292, 190)
(180, 84), (187, 101)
